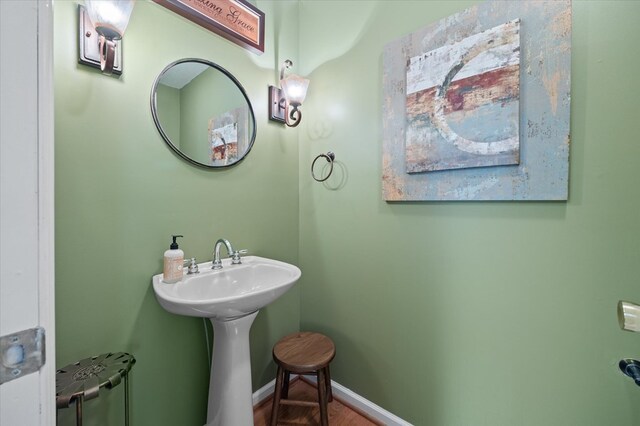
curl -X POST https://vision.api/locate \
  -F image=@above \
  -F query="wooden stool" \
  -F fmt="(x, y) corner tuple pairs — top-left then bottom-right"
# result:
(270, 332), (336, 426)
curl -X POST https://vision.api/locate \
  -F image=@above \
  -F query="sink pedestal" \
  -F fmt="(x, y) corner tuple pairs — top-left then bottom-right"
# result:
(205, 311), (258, 426)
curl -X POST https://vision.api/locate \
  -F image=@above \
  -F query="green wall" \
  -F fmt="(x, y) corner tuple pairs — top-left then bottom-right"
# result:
(54, 1), (300, 425)
(297, 1), (640, 425)
(156, 84), (181, 148)
(55, 0), (640, 425)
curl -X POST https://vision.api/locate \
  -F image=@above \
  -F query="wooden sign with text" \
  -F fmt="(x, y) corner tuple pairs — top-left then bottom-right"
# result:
(154, 0), (264, 54)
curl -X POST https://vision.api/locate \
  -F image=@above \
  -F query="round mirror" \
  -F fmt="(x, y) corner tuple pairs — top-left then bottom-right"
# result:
(151, 58), (256, 168)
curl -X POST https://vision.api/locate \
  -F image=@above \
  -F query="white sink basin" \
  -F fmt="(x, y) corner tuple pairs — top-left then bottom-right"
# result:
(152, 256), (301, 320)
(152, 255), (301, 426)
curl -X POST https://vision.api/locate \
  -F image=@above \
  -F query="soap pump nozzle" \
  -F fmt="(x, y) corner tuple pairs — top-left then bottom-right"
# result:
(170, 235), (183, 249)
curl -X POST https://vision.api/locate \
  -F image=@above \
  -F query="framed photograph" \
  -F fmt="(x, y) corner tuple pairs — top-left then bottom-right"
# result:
(153, 0), (265, 55)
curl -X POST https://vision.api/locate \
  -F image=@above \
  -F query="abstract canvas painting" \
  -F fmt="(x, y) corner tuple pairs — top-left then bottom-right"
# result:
(382, 0), (571, 201)
(209, 122), (238, 164)
(208, 106), (248, 166)
(405, 20), (520, 173)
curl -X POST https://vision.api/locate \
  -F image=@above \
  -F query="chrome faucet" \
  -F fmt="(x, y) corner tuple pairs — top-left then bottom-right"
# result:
(212, 238), (246, 269)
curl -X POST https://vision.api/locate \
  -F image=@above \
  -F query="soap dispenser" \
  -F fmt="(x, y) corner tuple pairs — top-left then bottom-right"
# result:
(163, 235), (184, 283)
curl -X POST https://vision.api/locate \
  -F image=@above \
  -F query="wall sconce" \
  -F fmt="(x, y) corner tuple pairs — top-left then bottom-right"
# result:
(268, 60), (310, 127)
(78, 0), (135, 76)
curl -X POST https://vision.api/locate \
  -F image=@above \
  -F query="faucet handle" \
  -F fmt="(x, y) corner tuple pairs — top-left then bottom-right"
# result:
(231, 249), (248, 265)
(184, 257), (199, 274)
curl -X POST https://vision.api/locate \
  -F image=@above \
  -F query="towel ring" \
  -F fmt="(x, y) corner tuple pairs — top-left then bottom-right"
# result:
(311, 152), (335, 182)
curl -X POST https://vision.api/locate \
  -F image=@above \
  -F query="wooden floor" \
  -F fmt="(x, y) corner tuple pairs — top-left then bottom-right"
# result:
(254, 378), (383, 426)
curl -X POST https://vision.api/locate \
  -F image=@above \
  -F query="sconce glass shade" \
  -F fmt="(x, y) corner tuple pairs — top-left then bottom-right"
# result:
(84, 0), (134, 40)
(280, 74), (310, 107)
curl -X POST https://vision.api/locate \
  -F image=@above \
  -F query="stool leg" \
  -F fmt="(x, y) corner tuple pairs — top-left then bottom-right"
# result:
(325, 366), (333, 402)
(124, 371), (130, 426)
(270, 366), (285, 426)
(75, 396), (83, 426)
(282, 370), (290, 399)
(317, 369), (329, 426)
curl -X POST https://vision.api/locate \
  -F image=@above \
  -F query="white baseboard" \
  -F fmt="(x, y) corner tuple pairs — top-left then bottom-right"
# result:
(252, 374), (412, 426)
(252, 375), (294, 406)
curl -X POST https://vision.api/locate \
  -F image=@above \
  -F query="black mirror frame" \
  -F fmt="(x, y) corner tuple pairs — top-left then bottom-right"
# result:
(150, 58), (257, 169)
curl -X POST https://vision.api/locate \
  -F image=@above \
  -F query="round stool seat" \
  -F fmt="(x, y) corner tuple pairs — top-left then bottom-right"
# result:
(273, 332), (335, 373)
(271, 332), (336, 426)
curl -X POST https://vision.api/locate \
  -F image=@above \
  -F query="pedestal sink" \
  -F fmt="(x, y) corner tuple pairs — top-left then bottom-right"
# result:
(152, 256), (301, 426)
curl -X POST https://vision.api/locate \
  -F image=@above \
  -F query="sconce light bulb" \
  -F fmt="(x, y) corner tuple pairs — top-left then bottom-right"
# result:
(618, 300), (640, 333)
(281, 74), (310, 106)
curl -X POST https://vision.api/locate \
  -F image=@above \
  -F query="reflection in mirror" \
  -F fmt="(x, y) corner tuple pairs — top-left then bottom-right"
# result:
(151, 59), (256, 168)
